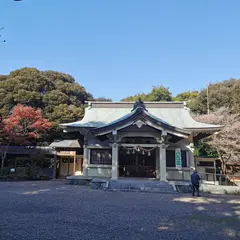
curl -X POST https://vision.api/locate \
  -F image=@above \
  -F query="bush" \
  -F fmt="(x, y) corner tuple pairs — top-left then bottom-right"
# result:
(0, 167), (11, 176)
(0, 165), (51, 181)
(0, 172), (28, 181)
(25, 165), (41, 180)
(39, 175), (51, 180)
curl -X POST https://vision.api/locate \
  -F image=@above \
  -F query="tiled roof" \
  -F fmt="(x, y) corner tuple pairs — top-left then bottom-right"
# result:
(61, 101), (222, 132)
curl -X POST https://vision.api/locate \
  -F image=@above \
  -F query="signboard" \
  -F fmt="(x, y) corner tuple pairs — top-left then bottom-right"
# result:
(57, 151), (76, 156)
(175, 148), (182, 168)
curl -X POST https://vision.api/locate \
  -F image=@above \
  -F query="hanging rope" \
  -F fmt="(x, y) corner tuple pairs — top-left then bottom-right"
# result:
(119, 144), (156, 153)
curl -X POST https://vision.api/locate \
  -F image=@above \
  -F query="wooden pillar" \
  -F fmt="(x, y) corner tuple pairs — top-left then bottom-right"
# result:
(111, 142), (119, 179)
(136, 154), (139, 174)
(159, 144), (167, 181)
(73, 152), (76, 176)
(111, 130), (118, 180)
(186, 151), (190, 167)
(213, 159), (216, 183)
(83, 145), (88, 176)
(67, 157), (70, 176)
(52, 148), (57, 179)
(79, 156), (82, 173)
(155, 147), (160, 179)
(187, 134), (195, 170)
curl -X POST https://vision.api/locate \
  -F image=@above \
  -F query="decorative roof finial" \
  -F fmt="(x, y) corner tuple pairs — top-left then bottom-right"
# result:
(132, 98), (147, 111)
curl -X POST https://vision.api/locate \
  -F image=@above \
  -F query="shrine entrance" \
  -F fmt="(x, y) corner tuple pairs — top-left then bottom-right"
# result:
(118, 147), (156, 178)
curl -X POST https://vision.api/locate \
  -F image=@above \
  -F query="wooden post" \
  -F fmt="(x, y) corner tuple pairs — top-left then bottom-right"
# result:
(155, 147), (160, 179)
(111, 142), (119, 180)
(67, 157), (70, 176)
(83, 146), (88, 176)
(52, 148), (57, 179)
(187, 135), (195, 170)
(83, 136), (89, 176)
(213, 160), (216, 183)
(160, 144), (167, 181)
(79, 156), (83, 173)
(73, 152), (76, 176)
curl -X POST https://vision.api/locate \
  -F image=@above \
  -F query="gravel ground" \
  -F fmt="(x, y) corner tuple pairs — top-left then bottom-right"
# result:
(0, 181), (239, 240)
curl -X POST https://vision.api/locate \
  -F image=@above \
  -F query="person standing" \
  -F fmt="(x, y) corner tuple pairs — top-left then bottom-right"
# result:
(191, 171), (201, 197)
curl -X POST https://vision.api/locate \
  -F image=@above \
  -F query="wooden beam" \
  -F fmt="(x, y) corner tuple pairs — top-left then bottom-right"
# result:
(53, 154), (57, 179)
(121, 143), (158, 147)
(73, 153), (76, 176)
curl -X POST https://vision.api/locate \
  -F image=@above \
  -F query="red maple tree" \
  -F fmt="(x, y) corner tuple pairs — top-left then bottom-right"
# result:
(0, 104), (52, 171)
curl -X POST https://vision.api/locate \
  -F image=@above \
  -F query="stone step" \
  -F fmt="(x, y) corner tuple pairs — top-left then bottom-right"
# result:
(108, 184), (173, 191)
(66, 176), (93, 185)
(105, 179), (176, 193)
(66, 177), (177, 193)
(104, 188), (177, 193)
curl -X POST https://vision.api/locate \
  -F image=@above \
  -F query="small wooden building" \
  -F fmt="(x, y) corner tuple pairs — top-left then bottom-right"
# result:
(49, 140), (83, 178)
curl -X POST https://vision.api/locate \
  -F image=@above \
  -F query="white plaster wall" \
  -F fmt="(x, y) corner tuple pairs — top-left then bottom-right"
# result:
(183, 170), (191, 180)
(168, 139), (190, 150)
(87, 167), (112, 178)
(167, 168), (191, 181)
(87, 166), (192, 180)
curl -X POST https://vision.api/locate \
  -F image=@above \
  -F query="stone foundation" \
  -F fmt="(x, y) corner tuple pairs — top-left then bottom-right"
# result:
(66, 176), (93, 185)
(200, 184), (240, 195)
(66, 176), (240, 195)
(91, 178), (177, 193)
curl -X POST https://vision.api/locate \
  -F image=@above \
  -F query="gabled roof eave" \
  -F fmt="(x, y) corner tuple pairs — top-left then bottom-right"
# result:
(91, 107), (191, 137)
(185, 126), (223, 133)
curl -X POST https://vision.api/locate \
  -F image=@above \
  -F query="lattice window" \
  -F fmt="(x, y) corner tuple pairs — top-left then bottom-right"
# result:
(90, 149), (112, 165)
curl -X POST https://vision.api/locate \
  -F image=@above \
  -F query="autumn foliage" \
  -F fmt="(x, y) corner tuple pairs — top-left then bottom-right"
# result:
(193, 108), (240, 172)
(2, 104), (52, 144)
(0, 105), (52, 171)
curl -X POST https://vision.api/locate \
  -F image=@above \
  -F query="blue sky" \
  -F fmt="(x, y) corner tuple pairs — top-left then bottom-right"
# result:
(1, 0), (240, 101)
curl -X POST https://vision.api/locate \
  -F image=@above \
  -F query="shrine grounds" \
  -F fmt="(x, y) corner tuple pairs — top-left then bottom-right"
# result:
(0, 181), (239, 240)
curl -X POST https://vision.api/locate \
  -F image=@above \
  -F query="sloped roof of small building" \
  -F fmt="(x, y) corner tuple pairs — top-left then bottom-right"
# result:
(61, 102), (222, 132)
(49, 140), (81, 148)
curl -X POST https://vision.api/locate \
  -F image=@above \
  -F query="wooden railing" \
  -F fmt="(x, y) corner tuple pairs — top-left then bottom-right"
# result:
(199, 172), (239, 186)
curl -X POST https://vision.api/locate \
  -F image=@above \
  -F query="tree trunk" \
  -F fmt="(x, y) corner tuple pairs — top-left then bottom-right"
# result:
(222, 162), (226, 175)
(1, 156), (4, 173)
(0, 144), (9, 174)
(216, 148), (225, 174)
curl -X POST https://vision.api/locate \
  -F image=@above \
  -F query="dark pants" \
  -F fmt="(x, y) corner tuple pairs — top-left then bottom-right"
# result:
(192, 184), (200, 196)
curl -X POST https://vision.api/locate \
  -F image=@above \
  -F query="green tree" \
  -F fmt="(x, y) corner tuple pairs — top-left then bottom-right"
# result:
(174, 91), (199, 102)
(194, 139), (218, 157)
(146, 86), (172, 101)
(121, 85), (172, 102)
(0, 68), (92, 123)
(121, 93), (148, 102)
(0, 68), (93, 143)
(94, 97), (112, 102)
(189, 79), (240, 114)
(48, 104), (84, 123)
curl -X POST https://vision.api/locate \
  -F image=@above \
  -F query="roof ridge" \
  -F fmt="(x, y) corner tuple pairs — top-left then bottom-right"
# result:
(88, 101), (185, 109)
(87, 101), (184, 104)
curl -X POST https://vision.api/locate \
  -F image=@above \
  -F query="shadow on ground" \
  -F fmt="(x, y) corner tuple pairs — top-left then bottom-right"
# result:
(0, 181), (239, 240)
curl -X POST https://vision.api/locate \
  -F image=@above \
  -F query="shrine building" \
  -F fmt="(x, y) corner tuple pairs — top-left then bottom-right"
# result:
(60, 99), (222, 181)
